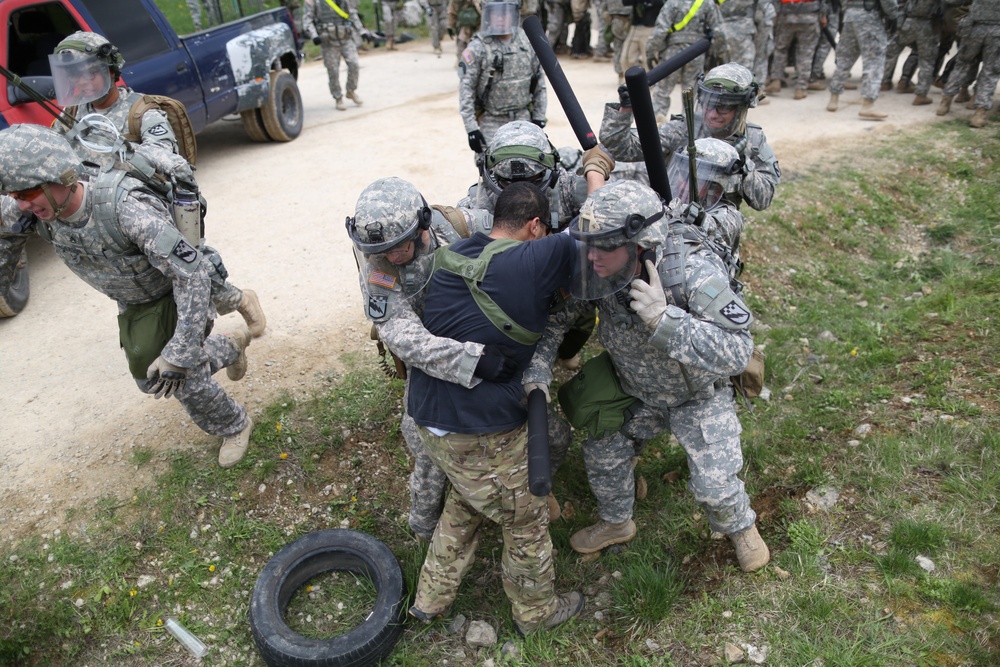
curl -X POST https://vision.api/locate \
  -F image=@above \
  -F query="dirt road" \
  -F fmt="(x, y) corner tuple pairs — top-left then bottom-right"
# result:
(0, 39), (960, 540)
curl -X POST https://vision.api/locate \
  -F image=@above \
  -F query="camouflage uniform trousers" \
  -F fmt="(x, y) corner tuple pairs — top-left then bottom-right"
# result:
(620, 26), (654, 83)
(318, 26), (360, 101)
(881, 17), (939, 95)
(546, 0), (572, 49)
(135, 329), (250, 438)
(771, 14), (821, 90)
(402, 404), (573, 540)
(412, 425), (559, 627)
(719, 18), (758, 69)
(427, 0), (449, 50)
(381, 1), (400, 41)
(607, 14), (632, 76)
(583, 390), (756, 535)
(753, 0), (776, 85)
(811, 27), (834, 80)
(942, 22), (1000, 110)
(652, 47), (707, 120)
(828, 7), (889, 101)
(0, 231), (28, 314)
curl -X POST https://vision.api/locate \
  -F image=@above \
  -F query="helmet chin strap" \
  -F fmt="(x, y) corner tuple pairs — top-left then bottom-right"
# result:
(41, 183), (78, 219)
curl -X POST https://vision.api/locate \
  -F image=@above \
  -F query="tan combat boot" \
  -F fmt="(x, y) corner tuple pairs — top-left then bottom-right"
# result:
(936, 95), (953, 116)
(859, 98), (887, 120)
(794, 88), (807, 100)
(570, 519), (636, 554)
(880, 80), (892, 92)
(219, 417), (254, 468)
(546, 493), (562, 521)
(515, 591), (585, 635)
(335, 97), (346, 111)
(730, 524), (770, 572)
(807, 80), (827, 91)
(238, 289), (266, 337)
(346, 90), (363, 106)
(896, 80), (915, 94)
(955, 86), (971, 104)
(386, 37), (396, 51)
(912, 94), (932, 106)
(226, 325), (251, 381)
(970, 108), (989, 128)
(765, 78), (781, 94)
(826, 93), (839, 112)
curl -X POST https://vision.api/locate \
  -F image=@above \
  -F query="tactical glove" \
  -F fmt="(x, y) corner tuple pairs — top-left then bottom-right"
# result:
(531, 119), (546, 128)
(146, 356), (188, 399)
(467, 129), (486, 153)
(617, 83), (632, 109)
(523, 382), (551, 403)
(474, 344), (519, 382)
(312, 35), (322, 45)
(629, 260), (669, 329)
(582, 144), (616, 180)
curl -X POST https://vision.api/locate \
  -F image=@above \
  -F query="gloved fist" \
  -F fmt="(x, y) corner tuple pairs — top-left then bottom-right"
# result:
(467, 129), (486, 153)
(629, 260), (668, 329)
(475, 344), (519, 382)
(312, 35), (322, 45)
(524, 382), (551, 403)
(582, 144), (616, 180)
(146, 356), (187, 399)
(531, 118), (546, 128)
(617, 83), (632, 109)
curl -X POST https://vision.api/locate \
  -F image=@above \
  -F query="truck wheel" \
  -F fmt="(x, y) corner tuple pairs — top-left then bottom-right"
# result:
(0, 264), (29, 318)
(241, 109), (272, 143)
(249, 529), (406, 667)
(261, 71), (304, 142)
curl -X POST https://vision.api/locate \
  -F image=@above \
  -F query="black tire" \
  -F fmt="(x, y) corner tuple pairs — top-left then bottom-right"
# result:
(261, 71), (304, 142)
(249, 529), (406, 667)
(0, 264), (29, 318)
(241, 108), (272, 143)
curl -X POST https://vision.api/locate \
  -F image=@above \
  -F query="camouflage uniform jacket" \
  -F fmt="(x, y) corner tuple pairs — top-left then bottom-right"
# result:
(842, 0), (898, 21)
(1, 183), (211, 369)
(525, 222), (754, 409)
(456, 167), (588, 230)
(648, 0), (722, 54)
(458, 31), (548, 132)
(302, 0), (362, 38)
(599, 103), (780, 211)
(359, 207), (494, 388)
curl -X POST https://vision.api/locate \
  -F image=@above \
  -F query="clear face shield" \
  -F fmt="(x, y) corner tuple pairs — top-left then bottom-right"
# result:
(568, 213), (653, 300)
(49, 50), (113, 106)
(696, 89), (749, 139)
(347, 216), (435, 300)
(480, 2), (520, 37)
(667, 153), (730, 211)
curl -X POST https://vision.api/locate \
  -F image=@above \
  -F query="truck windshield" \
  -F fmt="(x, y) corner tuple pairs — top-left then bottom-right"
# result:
(84, 0), (171, 66)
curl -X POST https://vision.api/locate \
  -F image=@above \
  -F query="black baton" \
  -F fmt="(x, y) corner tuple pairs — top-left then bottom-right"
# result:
(526, 388), (551, 497)
(646, 37), (713, 87)
(522, 15), (597, 149)
(624, 66), (672, 203)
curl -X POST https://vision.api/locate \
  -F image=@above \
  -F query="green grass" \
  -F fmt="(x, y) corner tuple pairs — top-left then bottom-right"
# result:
(2, 124), (1000, 665)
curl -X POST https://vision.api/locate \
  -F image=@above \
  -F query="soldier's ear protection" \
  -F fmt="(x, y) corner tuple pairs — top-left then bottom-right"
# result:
(623, 209), (663, 239)
(418, 196), (432, 230)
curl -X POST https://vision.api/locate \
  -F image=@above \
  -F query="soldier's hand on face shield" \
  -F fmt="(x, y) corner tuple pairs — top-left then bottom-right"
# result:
(582, 144), (616, 180)
(467, 129), (486, 153)
(629, 259), (670, 329)
(146, 356), (188, 399)
(474, 344), (519, 382)
(524, 382), (551, 403)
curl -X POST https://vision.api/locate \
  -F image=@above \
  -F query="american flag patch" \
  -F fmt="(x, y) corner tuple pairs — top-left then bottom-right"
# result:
(369, 270), (396, 289)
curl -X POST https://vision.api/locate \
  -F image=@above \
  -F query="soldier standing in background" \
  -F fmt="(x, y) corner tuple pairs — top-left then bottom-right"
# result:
(937, 0), (999, 128)
(303, 0), (364, 111)
(448, 0), (482, 64)
(382, 0), (404, 50)
(459, 1), (547, 157)
(752, 0), (777, 100)
(424, 0), (450, 55)
(646, 0), (722, 121)
(619, 0), (665, 84)
(880, 0), (942, 106)
(716, 0), (759, 70)
(768, 0), (826, 100)
(826, 0), (900, 119)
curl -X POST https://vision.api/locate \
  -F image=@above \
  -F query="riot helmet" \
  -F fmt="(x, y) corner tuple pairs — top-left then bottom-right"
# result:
(568, 180), (664, 299)
(667, 137), (742, 210)
(480, 0), (520, 37)
(696, 63), (759, 139)
(0, 124), (83, 220)
(482, 121), (559, 196)
(49, 31), (124, 106)
(346, 177), (435, 297)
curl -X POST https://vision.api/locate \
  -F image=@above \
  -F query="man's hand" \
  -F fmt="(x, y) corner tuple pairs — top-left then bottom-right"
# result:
(524, 382), (551, 403)
(629, 260), (668, 329)
(467, 129), (486, 153)
(474, 344), (519, 382)
(146, 356), (187, 399)
(617, 83), (632, 110)
(582, 144), (616, 180)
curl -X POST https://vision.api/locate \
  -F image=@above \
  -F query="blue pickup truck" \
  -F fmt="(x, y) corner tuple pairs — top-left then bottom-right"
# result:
(0, 0), (304, 142)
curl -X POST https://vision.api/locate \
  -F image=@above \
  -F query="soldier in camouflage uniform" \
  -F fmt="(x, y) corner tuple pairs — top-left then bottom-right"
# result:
(460, 1), (547, 156)
(879, 1), (942, 106)
(448, 0), (482, 63)
(716, 0), (759, 69)
(601, 0), (634, 76)
(753, 0), (777, 91)
(937, 0), (1000, 128)
(601, 63), (781, 212)
(0, 125), (254, 467)
(348, 177), (495, 539)
(382, 0), (404, 50)
(826, 0), (900, 119)
(523, 177), (769, 571)
(545, 0), (573, 54)
(406, 182), (585, 634)
(303, 0), (364, 110)
(646, 0), (722, 120)
(767, 0), (826, 99)
(423, 0), (450, 55)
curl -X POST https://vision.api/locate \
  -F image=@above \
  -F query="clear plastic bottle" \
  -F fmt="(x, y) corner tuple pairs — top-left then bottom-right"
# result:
(164, 617), (208, 658)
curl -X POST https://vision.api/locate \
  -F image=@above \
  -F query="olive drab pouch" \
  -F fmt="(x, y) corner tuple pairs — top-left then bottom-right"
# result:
(118, 293), (178, 379)
(457, 6), (480, 27)
(125, 95), (198, 165)
(731, 346), (765, 399)
(557, 351), (640, 439)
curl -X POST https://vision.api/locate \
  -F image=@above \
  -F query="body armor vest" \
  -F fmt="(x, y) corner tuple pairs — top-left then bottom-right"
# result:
(478, 33), (538, 115)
